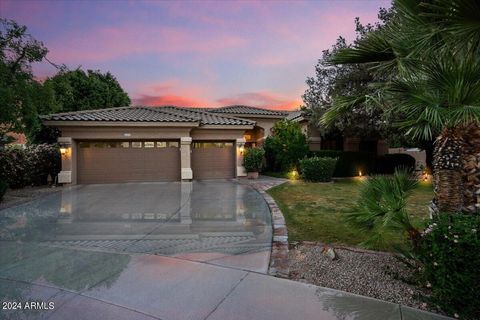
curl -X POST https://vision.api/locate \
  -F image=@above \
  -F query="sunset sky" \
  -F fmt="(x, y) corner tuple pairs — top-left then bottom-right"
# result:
(1, 0), (391, 110)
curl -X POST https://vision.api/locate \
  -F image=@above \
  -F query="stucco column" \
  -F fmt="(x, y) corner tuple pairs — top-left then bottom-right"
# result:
(180, 137), (193, 180)
(236, 138), (247, 177)
(180, 182), (192, 225)
(58, 137), (73, 184)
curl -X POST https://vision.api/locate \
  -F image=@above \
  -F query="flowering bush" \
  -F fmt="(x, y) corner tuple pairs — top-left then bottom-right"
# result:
(418, 214), (480, 319)
(0, 144), (61, 189)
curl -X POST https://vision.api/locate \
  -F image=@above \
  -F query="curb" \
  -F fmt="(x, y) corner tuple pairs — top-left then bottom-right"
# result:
(249, 181), (290, 278)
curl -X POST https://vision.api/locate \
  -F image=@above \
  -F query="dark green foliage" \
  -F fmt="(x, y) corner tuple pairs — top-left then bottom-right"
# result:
(310, 150), (415, 177)
(347, 169), (420, 250)
(375, 154), (416, 174)
(303, 9), (395, 140)
(311, 150), (376, 177)
(0, 19), (57, 137)
(0, 144), (61, 188)
(243, 148), (265, 172)
(0, 147), (29, 188)
(0, 179), (8, 202)
(299, 157), (338, 182)
(418, 214), (480, 319)
(45, 69), (131, 112)
(264, 120), (309, 171)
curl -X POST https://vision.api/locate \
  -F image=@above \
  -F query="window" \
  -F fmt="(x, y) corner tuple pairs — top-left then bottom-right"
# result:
(131, 142), (142, 148)
(168, 141), (179, 148)
(193, 142), (233, 148)
(93, 142), (105, 148)
(106, 142), (117, 148)
(144, 141), (154, 148)
(79, 142), (90, 148)
(156, 141), (167, 148)
(120, 142), (130, 148)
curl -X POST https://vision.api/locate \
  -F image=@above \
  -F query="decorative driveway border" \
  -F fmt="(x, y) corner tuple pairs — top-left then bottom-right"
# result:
(239, 177), (289, 278)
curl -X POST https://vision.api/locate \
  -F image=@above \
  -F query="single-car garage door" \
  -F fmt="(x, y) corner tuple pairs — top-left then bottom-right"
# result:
(77, 141), (180, 184)
(192, 141), (235, 179)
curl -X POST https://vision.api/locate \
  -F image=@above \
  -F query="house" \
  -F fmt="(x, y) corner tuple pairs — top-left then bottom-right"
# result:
(42, 105), (383, 184)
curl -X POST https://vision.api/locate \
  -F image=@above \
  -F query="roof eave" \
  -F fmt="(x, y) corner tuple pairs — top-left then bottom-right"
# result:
(43, 120), (200, 127)
(199, 124), (255, 130)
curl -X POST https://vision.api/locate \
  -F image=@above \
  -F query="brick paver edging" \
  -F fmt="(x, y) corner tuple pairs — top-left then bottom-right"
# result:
(247, 180), (289, 278)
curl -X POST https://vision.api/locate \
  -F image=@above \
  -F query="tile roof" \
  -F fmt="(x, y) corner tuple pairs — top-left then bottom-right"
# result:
(285, 110), (304, 122)
(42, 106), (255, 126)
(209, 105), (289, 117)
(159, 106), (255, 126)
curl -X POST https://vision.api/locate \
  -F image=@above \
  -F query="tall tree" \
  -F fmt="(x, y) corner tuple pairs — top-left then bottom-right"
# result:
(303, 9), (394, 139)
(323, 0), (480, 213)
(45, 69), (131, 112)
(0, 19), (57, 138)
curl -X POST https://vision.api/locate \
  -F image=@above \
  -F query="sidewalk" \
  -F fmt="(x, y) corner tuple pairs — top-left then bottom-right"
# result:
(0, 247), (451, 320)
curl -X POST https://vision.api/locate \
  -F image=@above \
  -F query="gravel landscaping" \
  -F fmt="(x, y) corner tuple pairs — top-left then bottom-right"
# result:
(289, 242), (436, 312)
(0, 185), (62, 210)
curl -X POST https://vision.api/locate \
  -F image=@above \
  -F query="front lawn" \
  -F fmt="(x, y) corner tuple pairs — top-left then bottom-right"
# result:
(267, 179), (433, 251)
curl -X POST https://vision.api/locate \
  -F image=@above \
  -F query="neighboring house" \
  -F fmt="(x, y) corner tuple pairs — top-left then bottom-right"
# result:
(41, 105), (384, 185)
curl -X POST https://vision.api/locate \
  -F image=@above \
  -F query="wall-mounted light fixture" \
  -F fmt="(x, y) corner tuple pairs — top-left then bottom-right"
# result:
(239, 146), (245, 155)
(59, 142), (71, 157)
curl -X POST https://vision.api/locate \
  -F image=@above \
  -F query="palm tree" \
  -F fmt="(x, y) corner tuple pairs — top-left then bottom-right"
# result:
(322, 0), (480, 213)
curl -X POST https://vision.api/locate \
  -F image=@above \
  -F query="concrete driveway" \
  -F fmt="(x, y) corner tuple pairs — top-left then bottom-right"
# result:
(0, 181), (450, 320)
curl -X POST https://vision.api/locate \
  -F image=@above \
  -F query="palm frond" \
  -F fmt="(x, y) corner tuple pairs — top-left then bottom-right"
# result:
(320, 95), (366, 127)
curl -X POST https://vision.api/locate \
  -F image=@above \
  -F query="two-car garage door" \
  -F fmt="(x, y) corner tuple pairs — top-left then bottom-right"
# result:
(77, 140), (235, 184)
(77, 141), (180, 184)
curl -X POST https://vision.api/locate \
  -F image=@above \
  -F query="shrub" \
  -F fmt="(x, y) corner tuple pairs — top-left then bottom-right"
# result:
(0, 179), (7, 202)
(347, 169), (420, 250)
(311, 150), (376, 177)
(26, 144), (61, 185)
(418, 214), (480, 319)
(0, 144), (61, 189)
(375, 153), (416, 174)
(299, 157), (338, 182)
(0, 147), (29, 188)
(264, 120), (308, 171)
(310, 150), (416, 177)
(244, 147), (265, 172)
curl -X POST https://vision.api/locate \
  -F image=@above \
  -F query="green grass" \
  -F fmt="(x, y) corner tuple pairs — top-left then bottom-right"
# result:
(267, 179), (434, 251)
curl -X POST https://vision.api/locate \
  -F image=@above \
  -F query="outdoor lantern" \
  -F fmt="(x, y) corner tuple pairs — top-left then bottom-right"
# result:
(358, 170), (362, 177)
(239, 146), (245, 155)
(59, 142), (70, 157)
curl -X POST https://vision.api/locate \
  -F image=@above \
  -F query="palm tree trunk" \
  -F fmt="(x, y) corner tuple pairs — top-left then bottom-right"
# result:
(433, 128), (465, 213)
(461, 123), (480, 213)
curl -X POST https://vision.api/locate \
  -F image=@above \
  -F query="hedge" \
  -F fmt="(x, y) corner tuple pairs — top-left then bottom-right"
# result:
(0, 144), (61, 190)
(309, 150), (416, 177)
(300, 157), (338, 182)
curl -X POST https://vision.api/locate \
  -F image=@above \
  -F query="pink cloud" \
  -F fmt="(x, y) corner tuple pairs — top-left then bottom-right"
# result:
(47, 24), (247, 63)
(216, 92), (302, 111)
(133, 94), (206, 107)
(132, 80), (210, 107)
